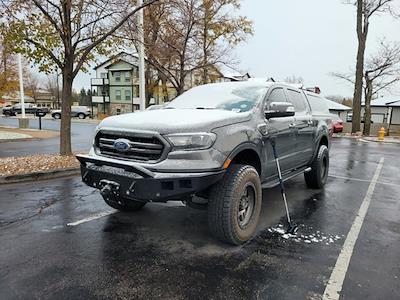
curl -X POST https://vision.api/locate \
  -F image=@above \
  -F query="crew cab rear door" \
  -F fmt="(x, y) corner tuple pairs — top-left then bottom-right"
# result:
(285, 88), (315, 167)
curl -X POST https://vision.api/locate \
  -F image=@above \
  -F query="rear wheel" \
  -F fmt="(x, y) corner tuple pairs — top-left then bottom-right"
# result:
(103, 196), (146, 212)
(78, 113), (86, 119)
(208, 164), (262, 245)
(304, 145), (329, 189)
(53, 113), (61, 119)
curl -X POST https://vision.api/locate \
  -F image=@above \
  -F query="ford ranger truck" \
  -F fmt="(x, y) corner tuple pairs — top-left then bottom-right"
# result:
(77, 81), (331, 245)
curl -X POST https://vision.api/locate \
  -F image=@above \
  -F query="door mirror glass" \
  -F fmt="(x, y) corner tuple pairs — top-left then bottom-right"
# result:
(265, 102), (295, 119)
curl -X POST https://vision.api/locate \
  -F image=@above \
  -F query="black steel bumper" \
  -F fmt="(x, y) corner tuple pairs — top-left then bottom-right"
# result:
(76, 154), (225, 202)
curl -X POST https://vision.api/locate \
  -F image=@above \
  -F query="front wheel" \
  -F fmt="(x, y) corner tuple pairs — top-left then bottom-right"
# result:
(78, 113), (86, 119)
(208, 164), (262, 245)
(103, 196), (146, 212)
(304, 145), (329, 189)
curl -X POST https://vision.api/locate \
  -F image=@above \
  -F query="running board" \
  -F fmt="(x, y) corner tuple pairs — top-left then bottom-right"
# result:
(262, 166), (312, 189)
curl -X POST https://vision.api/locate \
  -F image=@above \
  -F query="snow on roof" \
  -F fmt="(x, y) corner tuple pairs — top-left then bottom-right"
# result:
(324, 98), (352, 111)
(217, 65), (250, 80)
(304, 91), (351, 111)
(367, 96), (400, 107)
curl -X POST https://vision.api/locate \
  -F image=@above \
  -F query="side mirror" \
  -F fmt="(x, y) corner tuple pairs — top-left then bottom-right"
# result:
(265, 102), (295, 119)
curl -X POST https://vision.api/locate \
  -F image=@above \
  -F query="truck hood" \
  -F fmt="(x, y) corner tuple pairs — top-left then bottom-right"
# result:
(98, 109), (251, 134)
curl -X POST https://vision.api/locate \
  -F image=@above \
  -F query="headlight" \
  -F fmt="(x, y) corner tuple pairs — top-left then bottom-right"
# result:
(165, 133), (216, 151)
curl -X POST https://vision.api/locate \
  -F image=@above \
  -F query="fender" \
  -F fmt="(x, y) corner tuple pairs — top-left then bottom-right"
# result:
(310, 132), (330, 163)
(227, 142), (262, 161)
(224, 142), (263, 176)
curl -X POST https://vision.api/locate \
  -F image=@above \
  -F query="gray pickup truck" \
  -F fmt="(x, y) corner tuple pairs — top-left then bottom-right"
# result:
(77, 81), (331, 245)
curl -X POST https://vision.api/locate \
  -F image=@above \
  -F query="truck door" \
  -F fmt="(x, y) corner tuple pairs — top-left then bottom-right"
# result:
(286, 88), (315, 167)
(262, 87), (297, 180)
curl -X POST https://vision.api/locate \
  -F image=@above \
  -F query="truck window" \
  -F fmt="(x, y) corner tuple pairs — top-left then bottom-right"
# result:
(286, 89), (308, 113)
(266, 88), (286, 109)
(307, 94), (330, 114)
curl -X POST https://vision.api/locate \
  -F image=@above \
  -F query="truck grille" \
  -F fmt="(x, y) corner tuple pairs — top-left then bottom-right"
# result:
(95, 131), (166, 162)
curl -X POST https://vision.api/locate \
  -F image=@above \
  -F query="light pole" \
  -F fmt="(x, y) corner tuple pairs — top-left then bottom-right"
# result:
(138, 0), (146, 111)
(17, 54), (29, 128)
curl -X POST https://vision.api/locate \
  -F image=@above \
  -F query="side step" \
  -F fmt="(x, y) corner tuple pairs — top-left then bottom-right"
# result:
(261, 166), (311, 189)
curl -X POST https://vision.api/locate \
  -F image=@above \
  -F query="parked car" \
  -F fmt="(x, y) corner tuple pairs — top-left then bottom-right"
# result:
(2, 103), (49, 116)
(51, 106), (91, 119)
(346, 113), (373, 124)
(331, 115), (344, 133)
(76, 81), (331, 245)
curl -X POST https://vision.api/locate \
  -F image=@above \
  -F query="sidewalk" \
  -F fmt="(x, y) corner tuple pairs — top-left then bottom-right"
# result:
(0, 126), (59, 142)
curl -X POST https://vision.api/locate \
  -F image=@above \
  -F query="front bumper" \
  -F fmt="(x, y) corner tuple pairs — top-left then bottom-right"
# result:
(76, 154), (225, 202)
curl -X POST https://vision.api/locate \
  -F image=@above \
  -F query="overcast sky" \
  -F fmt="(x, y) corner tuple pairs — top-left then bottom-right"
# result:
(72, 0), (400, 98)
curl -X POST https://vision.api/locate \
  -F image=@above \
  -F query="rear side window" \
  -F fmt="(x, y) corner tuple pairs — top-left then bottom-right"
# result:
(286, 89), (308, 113)
(307, 95), (330, 114)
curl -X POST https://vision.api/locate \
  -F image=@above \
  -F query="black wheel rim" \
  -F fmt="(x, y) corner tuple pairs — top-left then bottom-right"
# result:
(238, 183), (256, 229)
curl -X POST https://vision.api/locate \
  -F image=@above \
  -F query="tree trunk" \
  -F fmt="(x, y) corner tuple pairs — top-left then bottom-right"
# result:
(363, 75), (372, 136)
(60, 64), (73, 155)
(352, 0), (368, 134)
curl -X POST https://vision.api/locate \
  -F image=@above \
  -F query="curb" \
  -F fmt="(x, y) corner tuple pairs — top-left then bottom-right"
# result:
(0, 167), (80, 184)
(360, 138), (400, 145)
(0, 137), (38, 143)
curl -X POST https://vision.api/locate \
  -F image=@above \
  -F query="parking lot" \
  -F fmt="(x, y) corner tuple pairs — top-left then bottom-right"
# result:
(1, 138), (399, 299)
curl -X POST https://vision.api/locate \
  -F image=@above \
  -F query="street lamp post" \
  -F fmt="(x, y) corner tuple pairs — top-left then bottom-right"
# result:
(17, 54), (29, 128)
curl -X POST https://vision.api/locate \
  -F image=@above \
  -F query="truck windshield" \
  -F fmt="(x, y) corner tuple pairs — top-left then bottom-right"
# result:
(166, 83), (267, 113)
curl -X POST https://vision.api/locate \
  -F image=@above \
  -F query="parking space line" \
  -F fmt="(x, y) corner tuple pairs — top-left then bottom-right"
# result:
(329, 174), (400, 188)
(323, 157), (384, 300)
(67, 210), (115, 226)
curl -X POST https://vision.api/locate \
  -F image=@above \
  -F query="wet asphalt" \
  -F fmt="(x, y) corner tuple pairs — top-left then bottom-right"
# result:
(0, 138), (399, 299)
(0, 116), (97, 157)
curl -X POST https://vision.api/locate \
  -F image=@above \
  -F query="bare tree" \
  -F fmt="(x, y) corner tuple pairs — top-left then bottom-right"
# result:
(363, 41), (400, 135)
(25, 71), (40, 102)
(347, 0), (397, 133)
(1, 0), (159, 155)
(45, 74), (61, 107)
(331, 40), (400, 135)
(284, 75), (304, 84)
(120, 0), (252, 99)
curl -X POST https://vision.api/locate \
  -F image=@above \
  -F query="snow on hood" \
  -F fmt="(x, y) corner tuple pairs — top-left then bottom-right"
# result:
(98, 109), (251, 134)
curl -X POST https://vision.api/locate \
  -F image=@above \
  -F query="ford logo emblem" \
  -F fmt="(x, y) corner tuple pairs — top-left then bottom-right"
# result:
(113, 139), (131, 152)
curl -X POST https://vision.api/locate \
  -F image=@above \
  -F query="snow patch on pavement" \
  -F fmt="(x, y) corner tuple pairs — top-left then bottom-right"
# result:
(268, 224), (344, 245)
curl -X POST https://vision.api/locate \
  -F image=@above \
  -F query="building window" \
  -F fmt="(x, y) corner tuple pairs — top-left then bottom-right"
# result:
(115, 90), (121, 101)
(114, 71), (121, 82)
(125, 71), (131, 82)
(100, 72), (107, 79)
(125, 90), (131, 101)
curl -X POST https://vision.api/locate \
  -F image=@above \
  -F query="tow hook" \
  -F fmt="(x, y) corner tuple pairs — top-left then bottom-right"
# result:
(99, 180), (121, 200)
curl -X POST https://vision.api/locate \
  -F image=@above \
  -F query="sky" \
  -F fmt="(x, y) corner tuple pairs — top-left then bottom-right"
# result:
(72, 0), (400, 98)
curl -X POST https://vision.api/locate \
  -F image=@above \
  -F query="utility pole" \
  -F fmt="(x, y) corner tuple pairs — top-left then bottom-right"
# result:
(17, 54), (29, 128)
(138, 0), (146, 111)
(18, 54), (25, 118)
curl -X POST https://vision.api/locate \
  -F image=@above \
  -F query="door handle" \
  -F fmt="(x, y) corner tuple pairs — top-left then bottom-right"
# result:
(289, 123), (296, 129)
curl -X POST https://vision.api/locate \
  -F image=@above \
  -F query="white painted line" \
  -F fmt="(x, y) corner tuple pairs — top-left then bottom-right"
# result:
(323, 157), (384, 300)
(67, 211), (115, 226)
(329, 174), (400, 188)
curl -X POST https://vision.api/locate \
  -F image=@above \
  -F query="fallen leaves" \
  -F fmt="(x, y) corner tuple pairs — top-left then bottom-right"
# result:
(0, 154), (80, 177)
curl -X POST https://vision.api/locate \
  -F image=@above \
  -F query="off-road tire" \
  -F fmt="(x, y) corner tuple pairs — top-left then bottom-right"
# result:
(208, 164), (262, 245)
(304, 145), (329, 189)
(103, 196), (146, 212)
